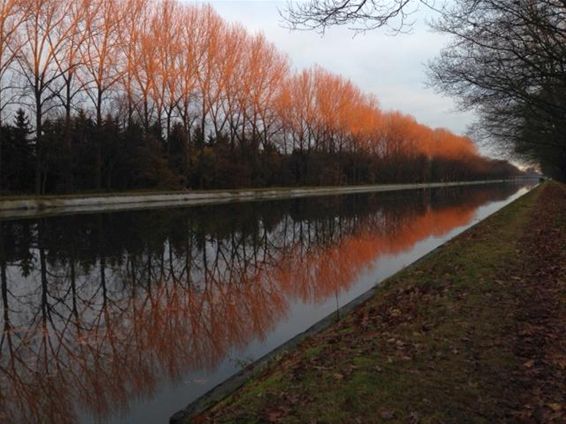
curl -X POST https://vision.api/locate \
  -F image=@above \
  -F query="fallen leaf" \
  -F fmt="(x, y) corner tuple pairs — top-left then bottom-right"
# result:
(379, 409), (395, 420)
(546, 403), (562, 412)
(523, 360), (535, 368)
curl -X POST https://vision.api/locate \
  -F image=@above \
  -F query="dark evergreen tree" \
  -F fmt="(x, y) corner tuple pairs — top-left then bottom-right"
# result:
(0, 109), (34, 193)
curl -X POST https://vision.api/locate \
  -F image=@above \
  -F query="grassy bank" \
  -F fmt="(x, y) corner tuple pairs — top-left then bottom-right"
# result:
(188, 182), (565, 423)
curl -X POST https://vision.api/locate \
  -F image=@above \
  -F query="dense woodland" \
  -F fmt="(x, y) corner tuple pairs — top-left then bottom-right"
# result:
(0, 0), (521, 195)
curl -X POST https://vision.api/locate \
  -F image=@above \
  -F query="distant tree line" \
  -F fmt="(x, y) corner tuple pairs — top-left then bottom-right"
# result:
(284, 0), (565, 181)
(0, 0), (522, 195)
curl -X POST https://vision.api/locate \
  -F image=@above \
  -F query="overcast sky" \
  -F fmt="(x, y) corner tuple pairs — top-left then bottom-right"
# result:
(191, 0), (476, 143)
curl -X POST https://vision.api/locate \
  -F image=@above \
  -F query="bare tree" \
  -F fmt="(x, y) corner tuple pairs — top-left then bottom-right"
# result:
(429, 0), (566, 180)
(80, 0), (125, 189)
(50, 0), (90, 191)
(0, 0), (27, 189)
(284, 0), (423, 32)
(16, 0), (74, 193)
(81, 0), (124, 128)
(0, 0), (26, 123)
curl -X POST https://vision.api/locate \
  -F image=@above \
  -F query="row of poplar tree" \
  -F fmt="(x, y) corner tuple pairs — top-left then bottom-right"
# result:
(0, 0), (521, 194)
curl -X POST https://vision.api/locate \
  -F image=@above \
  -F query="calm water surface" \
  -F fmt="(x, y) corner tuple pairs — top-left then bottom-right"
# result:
(0, 182), (534, 423)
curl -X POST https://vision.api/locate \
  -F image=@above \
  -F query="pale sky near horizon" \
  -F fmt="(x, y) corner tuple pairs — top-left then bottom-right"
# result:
(189, 0), (479, 148)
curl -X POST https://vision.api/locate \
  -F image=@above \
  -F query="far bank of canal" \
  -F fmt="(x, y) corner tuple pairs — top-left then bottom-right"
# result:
(0, 179), (514, 219)
(175, 182), (565, 424)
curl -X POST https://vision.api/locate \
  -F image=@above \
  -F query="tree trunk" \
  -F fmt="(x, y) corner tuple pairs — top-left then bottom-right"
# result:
(35, 90), (42, 195)
(64, 78), (74, 192)
(95, 89), (103, 190)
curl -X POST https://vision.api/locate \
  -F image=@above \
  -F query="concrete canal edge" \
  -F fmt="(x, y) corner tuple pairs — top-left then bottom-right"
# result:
(168, 184), (536, 424)
(0, 180), (509, 219)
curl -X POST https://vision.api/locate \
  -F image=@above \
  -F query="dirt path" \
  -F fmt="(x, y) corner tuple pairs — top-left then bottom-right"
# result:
(511, 183), (565, 422)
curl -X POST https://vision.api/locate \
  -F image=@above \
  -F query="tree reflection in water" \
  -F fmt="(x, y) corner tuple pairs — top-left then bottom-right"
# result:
(0, 185), (522, 423)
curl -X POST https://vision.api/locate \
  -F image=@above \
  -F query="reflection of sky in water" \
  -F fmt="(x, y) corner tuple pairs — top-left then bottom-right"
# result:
(0, 183), (534, 424)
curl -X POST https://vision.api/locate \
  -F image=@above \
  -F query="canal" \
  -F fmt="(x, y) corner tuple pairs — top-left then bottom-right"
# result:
(0, 182), (534, 423)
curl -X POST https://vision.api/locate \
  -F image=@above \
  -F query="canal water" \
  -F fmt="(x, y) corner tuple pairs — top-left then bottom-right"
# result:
(0, 182), (534, 423)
